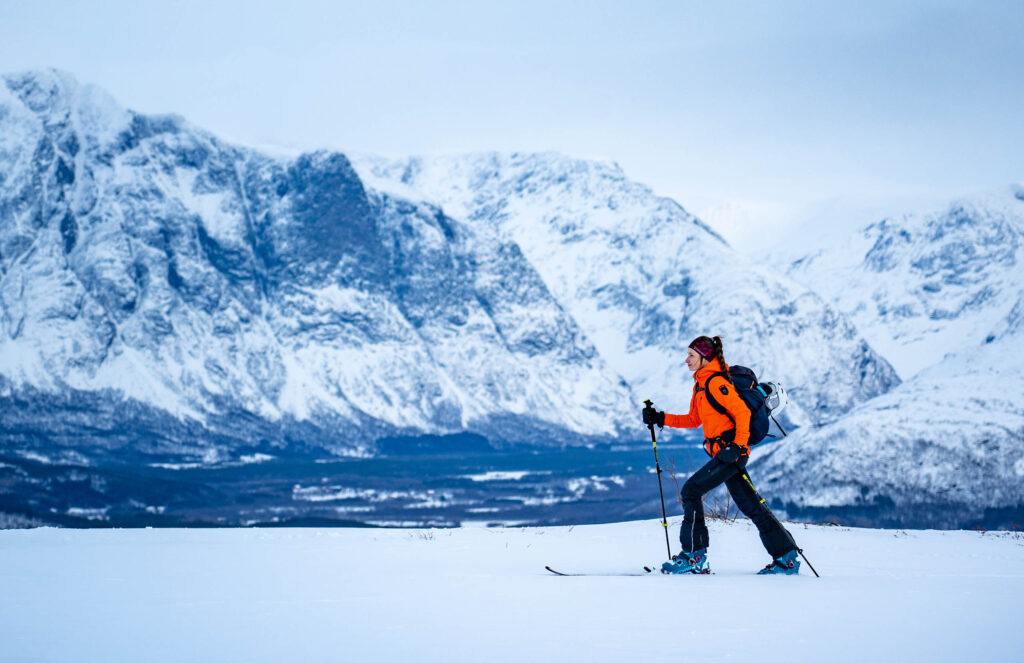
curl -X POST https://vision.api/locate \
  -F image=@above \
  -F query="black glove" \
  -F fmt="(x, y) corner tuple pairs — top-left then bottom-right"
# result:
(642, 407), (665, 428)
(714, 442), (743, 465)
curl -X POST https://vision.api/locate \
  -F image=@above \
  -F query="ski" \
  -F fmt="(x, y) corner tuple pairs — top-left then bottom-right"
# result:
(650, 565), (714, 575)
(545, 565), (652, 577)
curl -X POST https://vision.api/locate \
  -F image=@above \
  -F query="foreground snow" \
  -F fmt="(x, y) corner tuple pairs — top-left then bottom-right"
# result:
(2, 519), (1022, 662)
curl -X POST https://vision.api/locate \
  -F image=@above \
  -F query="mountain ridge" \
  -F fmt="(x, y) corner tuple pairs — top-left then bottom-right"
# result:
(754, 187), (1024, 528)
(1, 69), (901, 468)
(352, 152), (900, 428)
(0, 69), (640, 464)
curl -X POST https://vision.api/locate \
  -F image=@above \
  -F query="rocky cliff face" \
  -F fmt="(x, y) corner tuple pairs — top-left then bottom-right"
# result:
(0, 70), (635, 465)
(353, 153), (901, 427)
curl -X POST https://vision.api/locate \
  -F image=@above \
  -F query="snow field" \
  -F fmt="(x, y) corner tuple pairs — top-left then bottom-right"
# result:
(1, 519), (1022, 662)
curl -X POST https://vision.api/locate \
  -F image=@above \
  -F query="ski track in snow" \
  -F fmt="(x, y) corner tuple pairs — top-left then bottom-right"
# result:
(1, 519), (1022, 663)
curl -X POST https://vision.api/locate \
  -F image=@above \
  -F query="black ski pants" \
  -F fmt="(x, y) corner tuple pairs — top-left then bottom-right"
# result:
(679, 452), (796, 559)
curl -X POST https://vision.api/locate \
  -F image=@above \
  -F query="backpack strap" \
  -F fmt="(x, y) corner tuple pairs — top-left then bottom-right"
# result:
(702, 371), (734, 424)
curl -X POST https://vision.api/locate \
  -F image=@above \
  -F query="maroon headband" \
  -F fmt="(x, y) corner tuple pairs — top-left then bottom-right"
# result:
(689, 337), (715, 360)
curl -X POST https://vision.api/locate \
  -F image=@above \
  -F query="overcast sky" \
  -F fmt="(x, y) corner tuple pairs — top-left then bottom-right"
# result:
(2, 0), (1022, 250)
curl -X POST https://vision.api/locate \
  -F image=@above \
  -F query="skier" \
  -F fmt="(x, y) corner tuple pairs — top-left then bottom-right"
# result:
(643, 335), (801, 575)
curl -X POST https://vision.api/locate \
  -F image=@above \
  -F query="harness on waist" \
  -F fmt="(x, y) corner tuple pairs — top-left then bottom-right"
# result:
(703, 430), (742, 458)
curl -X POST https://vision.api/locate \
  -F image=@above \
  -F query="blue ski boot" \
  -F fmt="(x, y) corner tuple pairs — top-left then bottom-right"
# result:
(758, 549), (800, 575)
(661, 548), (709, 574)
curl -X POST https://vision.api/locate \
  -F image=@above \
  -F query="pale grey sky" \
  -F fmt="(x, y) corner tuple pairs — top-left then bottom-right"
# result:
(2, 0), (1022, 249)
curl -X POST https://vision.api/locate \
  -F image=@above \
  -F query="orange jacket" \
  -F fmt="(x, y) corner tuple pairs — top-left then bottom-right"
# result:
(664, 358), (751, 454)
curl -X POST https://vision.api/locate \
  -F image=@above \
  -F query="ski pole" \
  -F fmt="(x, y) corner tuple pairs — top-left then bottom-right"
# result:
(643, 399), (672, 561)
(797, 548), (820, 578)
(770, 413), (787, 437)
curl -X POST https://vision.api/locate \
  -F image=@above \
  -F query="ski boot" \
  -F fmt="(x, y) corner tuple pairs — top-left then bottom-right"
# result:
(661, 548), (709, 574)
(758, 549), (800, 575)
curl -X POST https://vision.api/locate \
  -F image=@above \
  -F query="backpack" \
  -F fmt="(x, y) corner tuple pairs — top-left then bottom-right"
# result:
(698, 365), (787, 445)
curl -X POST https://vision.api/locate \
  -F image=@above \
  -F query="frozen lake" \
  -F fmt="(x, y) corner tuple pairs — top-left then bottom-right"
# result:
(1, 442), (716, 528)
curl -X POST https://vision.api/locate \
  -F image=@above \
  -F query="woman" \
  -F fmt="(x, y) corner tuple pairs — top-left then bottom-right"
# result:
(643, 335), (800, 575)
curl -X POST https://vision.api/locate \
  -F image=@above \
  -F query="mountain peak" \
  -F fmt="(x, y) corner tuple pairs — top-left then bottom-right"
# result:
(4, 67), (82, 101)
(2, 68), (132, 148)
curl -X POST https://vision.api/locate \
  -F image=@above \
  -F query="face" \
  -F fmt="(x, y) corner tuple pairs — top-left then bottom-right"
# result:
(686, 348), (708, 372)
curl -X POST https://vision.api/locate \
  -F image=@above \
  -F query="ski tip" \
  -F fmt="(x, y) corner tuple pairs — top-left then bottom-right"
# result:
(545, 565), (651, 577)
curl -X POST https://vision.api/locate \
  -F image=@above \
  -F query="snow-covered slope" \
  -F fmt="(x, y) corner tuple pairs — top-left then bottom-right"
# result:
(754, 189), (1024, 527)
(782, 188), (1024, 378)
(2, 520), (1022, 663)
(0, 70), (635, 462)
(353, 153), (900, 426)
(754, 329), (1024, 528)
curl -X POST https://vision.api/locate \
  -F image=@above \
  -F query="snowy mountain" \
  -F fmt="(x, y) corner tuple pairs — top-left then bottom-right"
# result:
(7, 68), (1021, 531)
(352, 153), (900, 427)
(0, 69), (636, 464)
(3, 520), (1023, 662)
(754, 189), (1024, 528)
(781, 188), (1024, 378)
(0, 70), (901, 472)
